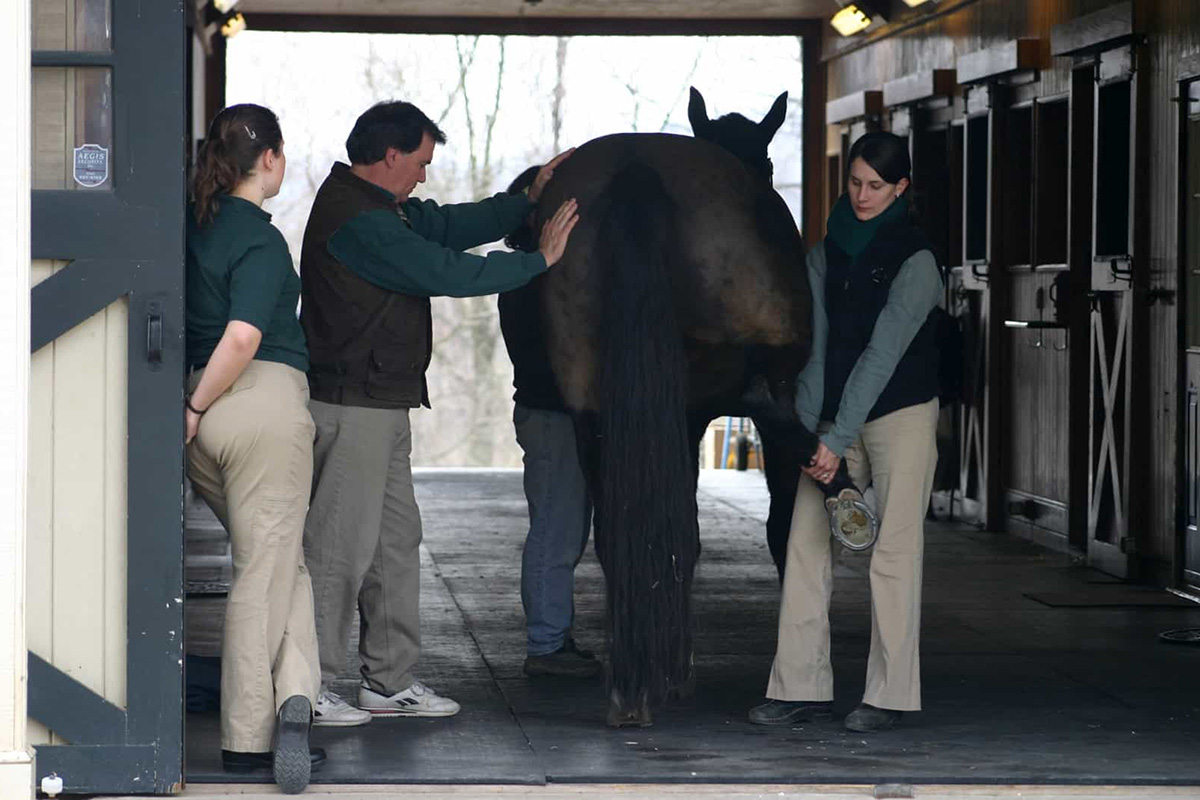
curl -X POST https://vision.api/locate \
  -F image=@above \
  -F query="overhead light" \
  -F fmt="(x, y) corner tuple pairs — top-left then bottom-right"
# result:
(902, 0), (932, 6)
(220, 12), (246, 38)
(831, 5), (873, 37)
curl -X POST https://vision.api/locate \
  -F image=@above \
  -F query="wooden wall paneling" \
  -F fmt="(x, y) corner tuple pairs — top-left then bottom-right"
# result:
(826, 90), (883, 125)
(1143, 0), (1200, 584)
(1050, 1), (1133, 58)
(102, 299), (128, 707)
(51, 306), (109, 730)
(809, 0), (1197, 575)
(27, 261), (58, 746)
(883, 69), (957, 108)
(956, 38), (1043, 85)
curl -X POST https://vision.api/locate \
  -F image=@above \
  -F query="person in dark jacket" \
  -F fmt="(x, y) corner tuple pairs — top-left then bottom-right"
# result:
(185, 103), (322, 793)
(498, 166), (599, 679)
(748, 132), (943, 733)
(300, 101), (579, 726)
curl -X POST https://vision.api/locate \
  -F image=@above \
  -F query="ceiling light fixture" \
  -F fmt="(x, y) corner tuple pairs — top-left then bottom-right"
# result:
(831, 5), (873, 37)
(220, 12), (246, 38)
(902, 0), (932, 7)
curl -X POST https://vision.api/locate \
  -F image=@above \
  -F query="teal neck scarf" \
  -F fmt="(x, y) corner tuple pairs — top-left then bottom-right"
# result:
(825, 192), (909, 260)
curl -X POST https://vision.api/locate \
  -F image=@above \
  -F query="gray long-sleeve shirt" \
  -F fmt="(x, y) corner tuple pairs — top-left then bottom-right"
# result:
(796, 241), (944, 456)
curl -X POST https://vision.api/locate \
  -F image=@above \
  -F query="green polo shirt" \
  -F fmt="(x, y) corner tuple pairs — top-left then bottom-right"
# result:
(327, 189), (547, 297)
(186, 195), (308, 372)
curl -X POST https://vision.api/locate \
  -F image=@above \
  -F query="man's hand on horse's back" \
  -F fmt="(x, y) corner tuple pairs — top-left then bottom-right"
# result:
(538, 198), (579, 268)
(529, 148), (575, 203)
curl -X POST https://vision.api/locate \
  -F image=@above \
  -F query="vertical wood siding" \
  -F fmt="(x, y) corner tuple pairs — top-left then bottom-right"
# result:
(27, 260), (129, 745)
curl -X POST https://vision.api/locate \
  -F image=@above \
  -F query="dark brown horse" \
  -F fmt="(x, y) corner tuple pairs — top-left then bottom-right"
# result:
(511, 89), (872, 726)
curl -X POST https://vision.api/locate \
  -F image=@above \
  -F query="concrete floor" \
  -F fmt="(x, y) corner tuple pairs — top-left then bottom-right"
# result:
(185, 468), (1200, 790)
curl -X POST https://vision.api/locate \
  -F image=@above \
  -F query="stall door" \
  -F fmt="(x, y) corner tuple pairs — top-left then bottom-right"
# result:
(29, 0), (186, 793)
(1087, 47), (1140, 577)
(1181, 78), (1200, 594)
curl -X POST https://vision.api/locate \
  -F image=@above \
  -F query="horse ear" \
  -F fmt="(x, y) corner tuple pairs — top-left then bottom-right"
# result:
(687, 86), (711, 137)
(759, 91), (788, 143)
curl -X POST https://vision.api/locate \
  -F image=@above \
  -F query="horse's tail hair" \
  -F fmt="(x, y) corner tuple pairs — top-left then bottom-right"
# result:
(594, 160), (698, 710)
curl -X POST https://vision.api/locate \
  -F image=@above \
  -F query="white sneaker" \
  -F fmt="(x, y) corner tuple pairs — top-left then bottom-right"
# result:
(312, 689), (372, 727)
(357, 680), (461, 718)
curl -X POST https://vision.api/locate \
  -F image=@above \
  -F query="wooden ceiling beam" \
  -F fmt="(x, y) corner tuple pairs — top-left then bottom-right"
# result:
(237, 0), (838, 20)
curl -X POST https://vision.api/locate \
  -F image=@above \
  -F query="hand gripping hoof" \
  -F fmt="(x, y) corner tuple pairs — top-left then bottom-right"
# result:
(825, 488), (879, 551)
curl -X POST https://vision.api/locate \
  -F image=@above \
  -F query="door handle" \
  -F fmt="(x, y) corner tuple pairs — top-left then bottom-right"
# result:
(147, 309), (163, 366)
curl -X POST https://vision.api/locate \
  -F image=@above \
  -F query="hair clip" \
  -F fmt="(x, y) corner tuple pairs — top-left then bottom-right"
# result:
(244, 125), (257, 140)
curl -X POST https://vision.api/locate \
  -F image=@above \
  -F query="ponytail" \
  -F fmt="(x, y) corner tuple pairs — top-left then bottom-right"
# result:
(191, 103), (283, 226)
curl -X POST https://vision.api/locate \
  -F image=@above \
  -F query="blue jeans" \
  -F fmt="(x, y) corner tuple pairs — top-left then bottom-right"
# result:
(514, 405), (592, 656)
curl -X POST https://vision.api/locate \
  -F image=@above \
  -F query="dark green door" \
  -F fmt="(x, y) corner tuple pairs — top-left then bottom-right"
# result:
(29, 0), (186, 793)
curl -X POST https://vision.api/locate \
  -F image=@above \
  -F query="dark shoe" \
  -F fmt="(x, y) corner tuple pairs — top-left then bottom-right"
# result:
(844, 702), (903, 732)
(221, 747), (326, 773)
(523, 638), (602, 678)
(274, 695), (316, 793)
(747, 699), (834, 726)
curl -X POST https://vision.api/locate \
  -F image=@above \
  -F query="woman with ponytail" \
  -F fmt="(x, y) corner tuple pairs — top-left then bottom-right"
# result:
(185, 103), (322, 793)
(749, 132), (944, 734)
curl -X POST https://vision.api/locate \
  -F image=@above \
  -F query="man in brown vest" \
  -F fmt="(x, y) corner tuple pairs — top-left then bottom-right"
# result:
(299, 100), (578, 726)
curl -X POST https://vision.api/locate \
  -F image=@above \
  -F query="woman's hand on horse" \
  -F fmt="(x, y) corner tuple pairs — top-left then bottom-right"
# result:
(539, 198), (579, 267)
(804, 441), (841, 485)
(529, 148), (575, 203)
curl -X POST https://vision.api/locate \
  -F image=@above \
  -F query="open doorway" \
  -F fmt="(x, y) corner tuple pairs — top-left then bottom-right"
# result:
(187, 26), (805, 785)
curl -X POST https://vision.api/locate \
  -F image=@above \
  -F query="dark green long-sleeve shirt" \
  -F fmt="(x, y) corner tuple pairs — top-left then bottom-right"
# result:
(328, 191), (547, 297)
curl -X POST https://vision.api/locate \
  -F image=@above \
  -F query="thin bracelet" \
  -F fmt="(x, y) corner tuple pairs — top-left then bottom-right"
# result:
(186, 395), (207, 416)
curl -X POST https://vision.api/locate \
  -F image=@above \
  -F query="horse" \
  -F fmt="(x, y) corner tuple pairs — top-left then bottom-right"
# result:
(508, 88), (874, 727)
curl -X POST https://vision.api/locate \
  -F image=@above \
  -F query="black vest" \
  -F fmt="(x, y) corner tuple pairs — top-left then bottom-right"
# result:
(821, 221), (940, 423)
(300, 163), (433, 409)
(498, 277), (566, 413)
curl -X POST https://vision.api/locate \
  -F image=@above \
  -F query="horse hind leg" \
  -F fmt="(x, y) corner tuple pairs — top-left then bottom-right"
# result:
(739, 367), (879, 560)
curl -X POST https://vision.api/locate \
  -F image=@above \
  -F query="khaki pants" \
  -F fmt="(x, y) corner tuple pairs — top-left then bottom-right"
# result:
(767, 398), (938, 712)
(304, 400), (422, 695)
(187, 360), (321, 752)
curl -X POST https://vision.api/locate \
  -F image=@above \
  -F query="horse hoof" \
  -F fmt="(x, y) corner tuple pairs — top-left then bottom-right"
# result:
(607, 689), (653, 727)
(606, 706), (653, 727)
(825, 488), (879, 551)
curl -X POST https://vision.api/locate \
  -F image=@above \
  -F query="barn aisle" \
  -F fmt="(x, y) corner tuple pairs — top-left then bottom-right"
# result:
(186, 469), (1200, 787)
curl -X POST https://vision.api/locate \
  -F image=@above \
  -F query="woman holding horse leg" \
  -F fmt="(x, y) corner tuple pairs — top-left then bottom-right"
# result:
(185, 103), (323, 792)
(749, 131), (943, 733)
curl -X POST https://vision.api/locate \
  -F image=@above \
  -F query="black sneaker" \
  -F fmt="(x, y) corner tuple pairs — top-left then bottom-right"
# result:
(747, 699), (834, 726)
(844, 702), (903, 732)
(273, 695), (317, 793)
(523, 638), (602, 678)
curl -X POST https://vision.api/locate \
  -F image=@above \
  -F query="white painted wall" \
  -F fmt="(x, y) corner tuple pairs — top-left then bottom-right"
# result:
(0, 0), (35, 795)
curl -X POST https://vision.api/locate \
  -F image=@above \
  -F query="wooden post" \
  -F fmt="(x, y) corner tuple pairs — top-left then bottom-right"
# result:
(0, 0), (34, 798)
(803, 26), (827, 241)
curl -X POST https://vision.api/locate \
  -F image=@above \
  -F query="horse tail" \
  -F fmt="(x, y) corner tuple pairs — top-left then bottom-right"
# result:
(594, 160), (697, 712)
